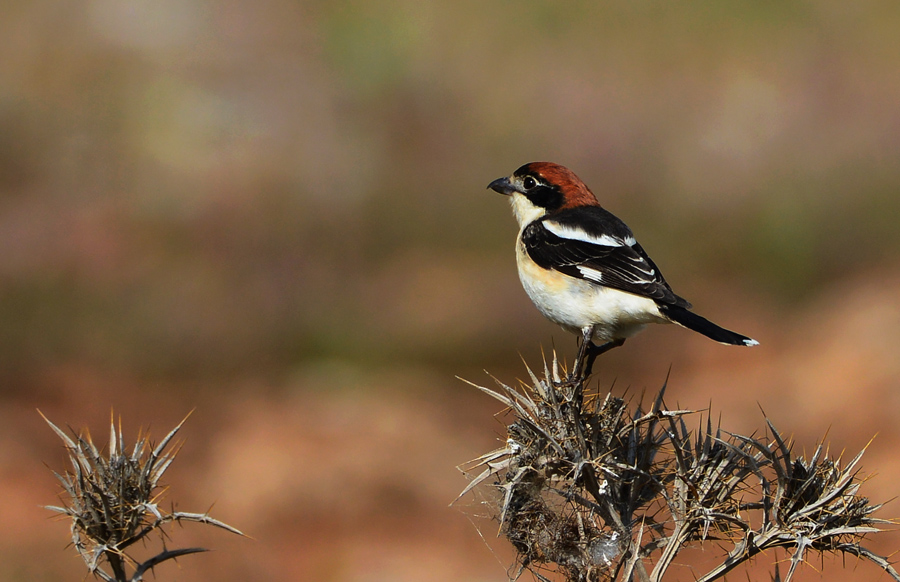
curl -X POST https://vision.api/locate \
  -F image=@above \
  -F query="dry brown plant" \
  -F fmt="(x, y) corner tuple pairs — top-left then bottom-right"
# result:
(42, 411), (243, 582)
(457, 354), (898, 582)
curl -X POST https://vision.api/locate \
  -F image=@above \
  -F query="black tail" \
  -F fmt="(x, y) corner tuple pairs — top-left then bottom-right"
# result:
(658, 304), (758, 346)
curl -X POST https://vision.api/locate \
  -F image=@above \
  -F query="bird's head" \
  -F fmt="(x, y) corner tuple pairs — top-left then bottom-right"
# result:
(488, 162), (599, 228)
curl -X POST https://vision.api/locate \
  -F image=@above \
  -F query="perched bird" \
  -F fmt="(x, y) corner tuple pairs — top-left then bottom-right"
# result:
(488, 162), (757, 377)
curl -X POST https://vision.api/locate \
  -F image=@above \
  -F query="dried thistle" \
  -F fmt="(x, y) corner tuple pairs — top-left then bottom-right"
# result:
(41, 411), (243, 582)
(457, 353), (898, 582)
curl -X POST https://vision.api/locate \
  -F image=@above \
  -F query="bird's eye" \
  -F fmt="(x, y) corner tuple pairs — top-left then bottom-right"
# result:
(523, 176), (537, 190)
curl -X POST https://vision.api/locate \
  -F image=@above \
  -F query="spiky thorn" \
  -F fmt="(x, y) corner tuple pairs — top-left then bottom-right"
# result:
(694, 423), (898, 582)
(457, 355), (898, 582)
(41, 410), (244, 582)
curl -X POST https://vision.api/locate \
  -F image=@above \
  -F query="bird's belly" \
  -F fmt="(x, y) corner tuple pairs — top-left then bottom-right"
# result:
(517, 250), (666, 343)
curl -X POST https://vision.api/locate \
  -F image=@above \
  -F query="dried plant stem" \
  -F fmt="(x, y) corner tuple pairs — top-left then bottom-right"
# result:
(42, 411), (244, 582)
(457, 353), (898, 582)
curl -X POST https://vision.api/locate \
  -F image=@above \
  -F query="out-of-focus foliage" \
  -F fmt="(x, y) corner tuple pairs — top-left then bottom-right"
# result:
(4, 5), (900, 582)
(2, 0), (900, 382)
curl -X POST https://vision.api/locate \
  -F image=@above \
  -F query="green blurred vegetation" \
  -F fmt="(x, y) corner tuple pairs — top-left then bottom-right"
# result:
(2, 0), (900, 386)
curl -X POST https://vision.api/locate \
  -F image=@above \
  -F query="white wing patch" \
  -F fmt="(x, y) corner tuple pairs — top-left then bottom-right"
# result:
(576, 265), (604, 282)
(544, 220), (634, 247)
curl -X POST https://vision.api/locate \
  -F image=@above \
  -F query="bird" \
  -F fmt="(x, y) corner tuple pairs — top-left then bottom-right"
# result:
(488, 161), (757, 378)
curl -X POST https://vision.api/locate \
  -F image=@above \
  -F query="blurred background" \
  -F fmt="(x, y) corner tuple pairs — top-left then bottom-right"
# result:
(2, 1), (900, 580)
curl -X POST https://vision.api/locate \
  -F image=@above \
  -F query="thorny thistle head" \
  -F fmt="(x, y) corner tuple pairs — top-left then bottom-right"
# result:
(42, 411), (243, 582)
(457, 352), (898, 582)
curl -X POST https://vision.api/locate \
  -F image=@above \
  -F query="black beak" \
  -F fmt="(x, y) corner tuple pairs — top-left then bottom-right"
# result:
(487, 176), (517, 195)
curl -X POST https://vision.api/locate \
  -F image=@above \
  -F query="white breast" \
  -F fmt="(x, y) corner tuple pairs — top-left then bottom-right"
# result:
(515, 237), (668, 343)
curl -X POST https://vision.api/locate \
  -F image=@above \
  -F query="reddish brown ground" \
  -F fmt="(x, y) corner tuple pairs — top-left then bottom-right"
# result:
(4, 273), (899, 582)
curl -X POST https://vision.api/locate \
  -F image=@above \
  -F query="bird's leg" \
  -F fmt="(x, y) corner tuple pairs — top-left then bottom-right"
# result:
(570, 329), (626, 382)
(570, 327), (597, 381)
(581, 338), (625, 378)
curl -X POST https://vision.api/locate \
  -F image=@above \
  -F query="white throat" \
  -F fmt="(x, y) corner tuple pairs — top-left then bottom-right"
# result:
(509, 192), (547, 229)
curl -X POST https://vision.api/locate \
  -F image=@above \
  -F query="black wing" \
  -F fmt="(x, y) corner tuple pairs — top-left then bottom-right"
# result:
(522, 207), (691, 308)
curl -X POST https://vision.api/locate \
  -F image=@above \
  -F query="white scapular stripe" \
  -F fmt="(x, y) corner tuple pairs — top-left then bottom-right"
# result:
(543, 220), (635, 247)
